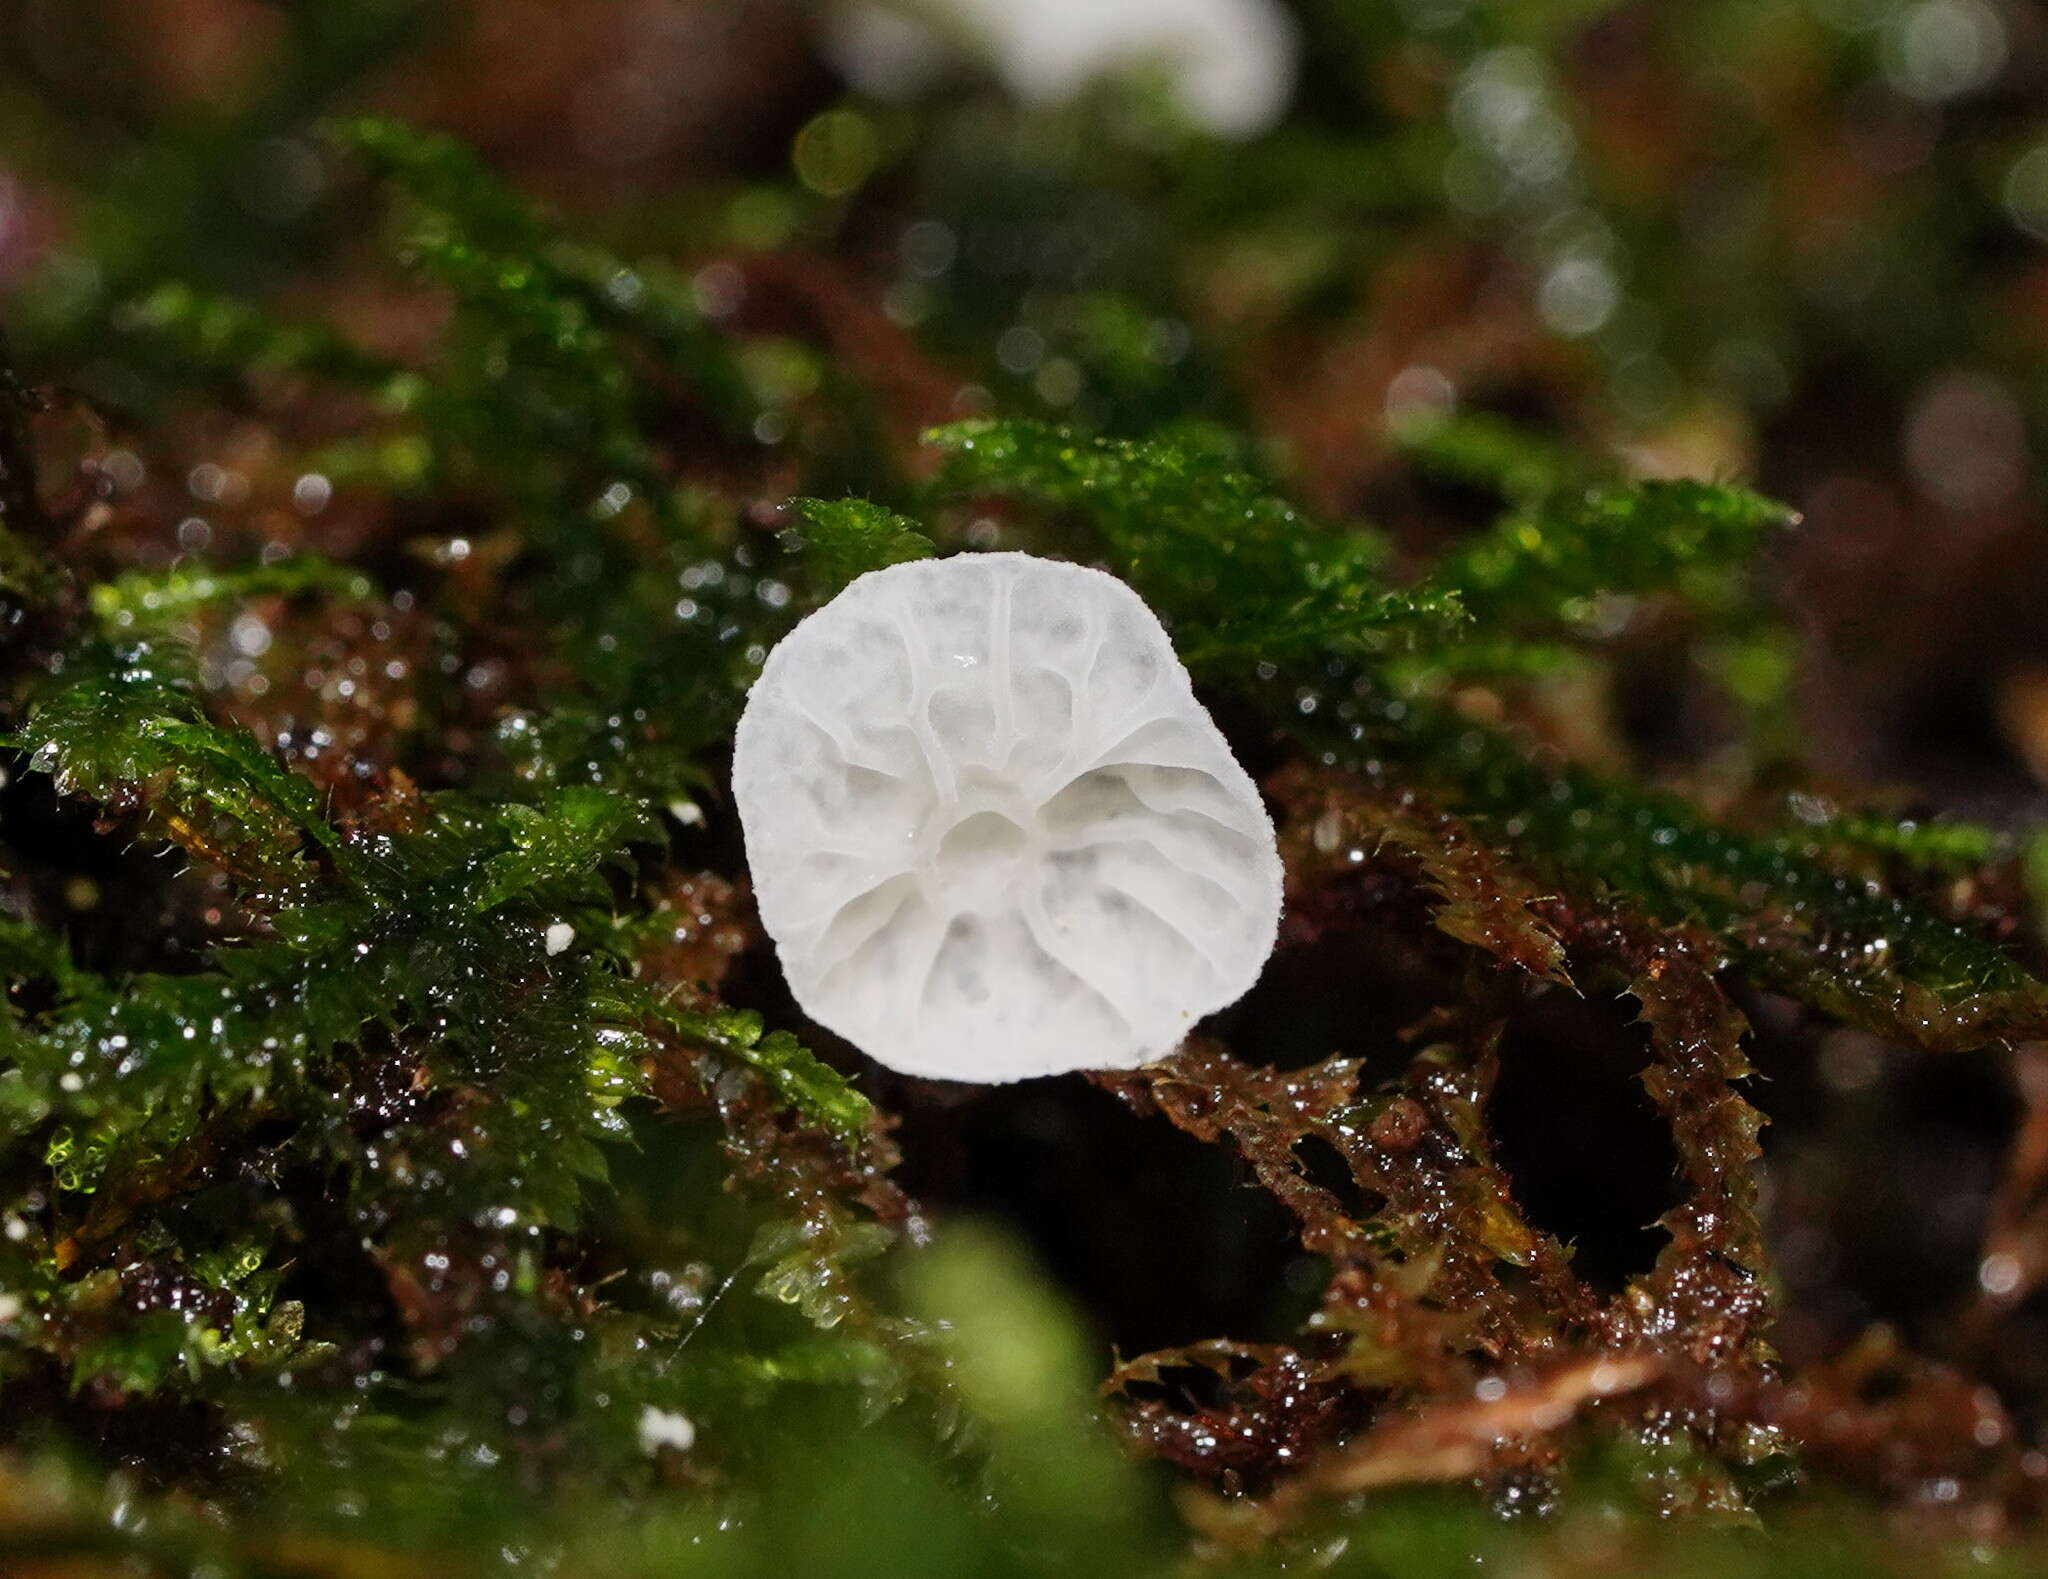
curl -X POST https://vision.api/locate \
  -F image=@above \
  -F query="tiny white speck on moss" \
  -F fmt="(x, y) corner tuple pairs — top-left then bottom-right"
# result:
(638, 1406), (697, 1455)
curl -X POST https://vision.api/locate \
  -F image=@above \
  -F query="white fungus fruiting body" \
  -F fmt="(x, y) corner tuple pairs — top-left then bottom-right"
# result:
(732, 552), (1283, 1083)
(824, 0), (1299, 140)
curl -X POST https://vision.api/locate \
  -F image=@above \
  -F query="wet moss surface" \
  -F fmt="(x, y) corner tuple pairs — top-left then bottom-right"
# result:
(7, 4), (2048, 1574)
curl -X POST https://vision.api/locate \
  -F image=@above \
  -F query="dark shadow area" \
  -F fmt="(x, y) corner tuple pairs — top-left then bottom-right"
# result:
(1488, 995), (1681, 1293)
(888, 1077), (1307, 1355)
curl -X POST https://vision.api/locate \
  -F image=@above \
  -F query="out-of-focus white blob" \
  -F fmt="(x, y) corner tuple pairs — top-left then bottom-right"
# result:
(732, 553), (1283, 1083)
(822, 0), (1299, 139)
(637, 1406), (697, 1455)
(1905, 369), (2026, 512)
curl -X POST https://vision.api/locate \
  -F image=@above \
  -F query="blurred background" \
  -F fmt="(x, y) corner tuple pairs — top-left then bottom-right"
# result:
(7, 0), (2048, 1449)
(10, 0), (2048, 799)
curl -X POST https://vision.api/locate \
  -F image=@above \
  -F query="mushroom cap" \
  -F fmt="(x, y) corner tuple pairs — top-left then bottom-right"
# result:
(732, 551), (1283, 1083)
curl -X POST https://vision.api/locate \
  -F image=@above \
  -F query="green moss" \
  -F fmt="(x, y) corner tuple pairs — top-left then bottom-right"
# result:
(930, 419), (1467, 664)
(786, 497), (935, 594)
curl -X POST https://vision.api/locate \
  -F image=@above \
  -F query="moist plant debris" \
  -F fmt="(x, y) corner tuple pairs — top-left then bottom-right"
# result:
(6, 6), (2048, 1576)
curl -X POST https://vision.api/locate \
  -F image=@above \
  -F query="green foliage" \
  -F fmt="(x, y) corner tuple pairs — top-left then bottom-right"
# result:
(342, 114), (761, 501)
(0, 619), (873, 1417)
(471, 784), (655, 912)
(90, 559), (375, 633)
(786, 496), (935, 594)
(650, 998), (872, 1144)
(929, 419), (1467, 664)
(904, 1228), (1155, 1555)
(17, 639), (339, 876)
(115, 280), (396, 393)
(1423, 480), (1790, 635)
(1421, 732), (2048, 1047)
(927, 421), (1785, 678)
(1808, 810), (2004, 874)
(1397, 410), (1583, 505)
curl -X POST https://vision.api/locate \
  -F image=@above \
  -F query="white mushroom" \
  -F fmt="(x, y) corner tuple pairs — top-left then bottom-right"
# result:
(823, 0), (1300, 141)
(732, 552), (1282, 1083)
